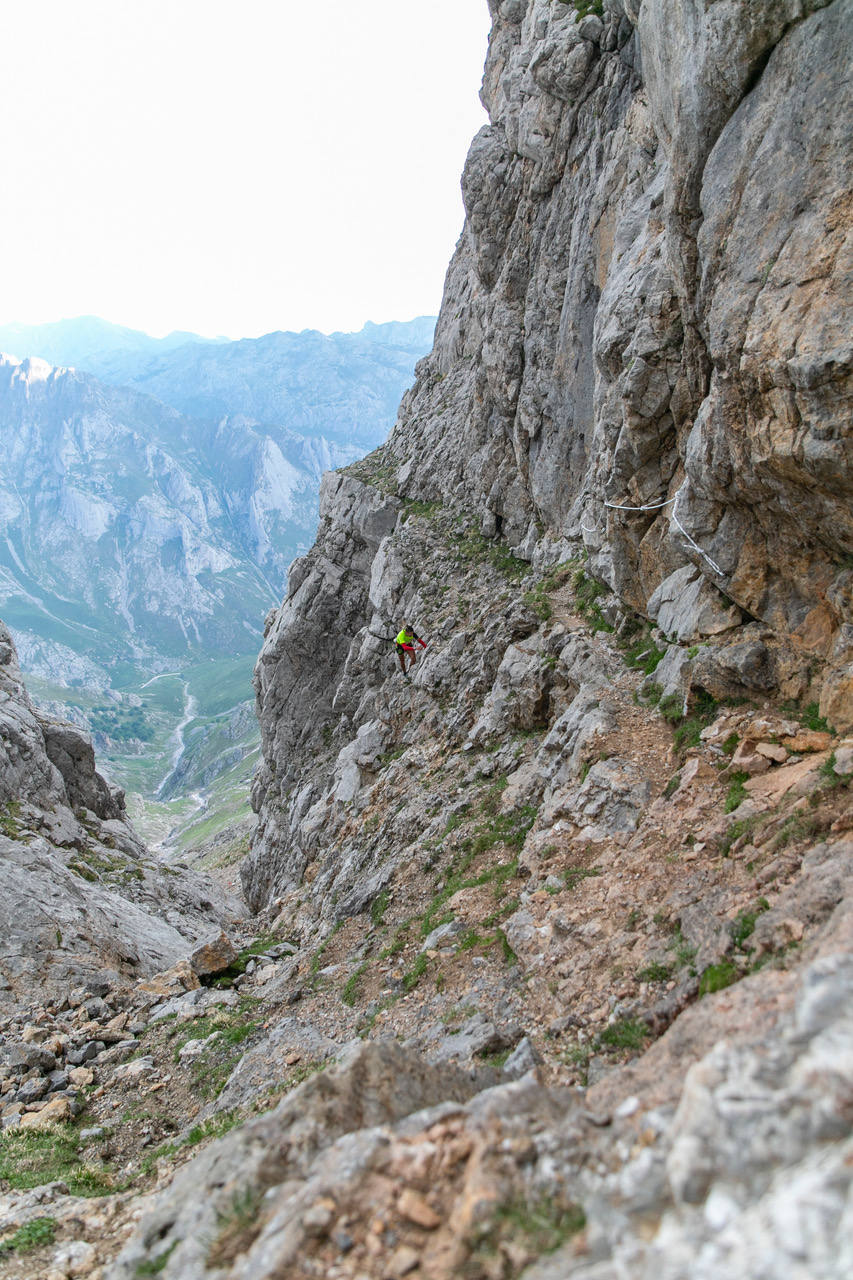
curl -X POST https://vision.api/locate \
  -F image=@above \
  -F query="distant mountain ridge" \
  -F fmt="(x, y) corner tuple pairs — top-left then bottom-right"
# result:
(0, 315), (435, 688)
(0, 316), (436, 438)
(0, 315), (228, 380)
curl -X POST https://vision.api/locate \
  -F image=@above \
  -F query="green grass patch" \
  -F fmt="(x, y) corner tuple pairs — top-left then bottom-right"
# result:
(636, 961), (672, 983)
(523, 582), (552, 622)
(573, 569), (613, 632)
(477, 1047), (511, 1069)
(731, 899), (770, 950)
(668, 925), (698, 972)
(1, 799), (23, 839)
(819, 752), (852, 789)
(402, 498), (442, 521)
(370, 889), (390, 927)
(381, 918), (414, 958)
(0, 1124), (114, 1197)
(309, 922), (342, 979)
(719, 814), (758, 857)
(402, 952), (428, 992)
(561, 1), (604, 18)
(496, 927), (518, 965)
(341, 961), (368, 1007)
(452, 528), (528, 582)
(0, 1216), (57, 1256)
(698, 960), (739, 996)
(185, 1111), (240, 1147)
(623, 631), (666, 675)
(725, 771), (750, 813)
(596, 1018), (649, 1052)
(780, 700), (832, 734)
(663, 772), (682, 799)
(771, 811), (828, 853)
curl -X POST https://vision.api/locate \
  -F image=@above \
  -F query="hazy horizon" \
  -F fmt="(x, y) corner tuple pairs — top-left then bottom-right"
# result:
(0, 1), (490, 340)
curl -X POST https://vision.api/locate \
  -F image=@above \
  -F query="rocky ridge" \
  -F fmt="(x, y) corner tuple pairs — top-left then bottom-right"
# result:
(0, 621), (241, 1012)
(0, 2), (851, 1278)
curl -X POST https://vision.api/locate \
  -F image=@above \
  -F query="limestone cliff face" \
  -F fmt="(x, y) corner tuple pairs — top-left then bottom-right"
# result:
(248, 0), (852, 911)
(397, 0), (851, 715)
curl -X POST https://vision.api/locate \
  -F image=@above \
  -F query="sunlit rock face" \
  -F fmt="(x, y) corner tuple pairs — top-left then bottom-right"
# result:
(249, 0), (852, 911)
(393, 0), (850, 709)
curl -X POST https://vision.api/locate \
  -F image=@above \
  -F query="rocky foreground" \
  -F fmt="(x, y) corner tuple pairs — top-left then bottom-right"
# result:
(1, 0), (852, 1277)
(1, 561), (851, 1276)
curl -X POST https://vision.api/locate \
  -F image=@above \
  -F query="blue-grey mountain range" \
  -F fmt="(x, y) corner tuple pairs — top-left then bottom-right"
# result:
(0, 316), (434, 687)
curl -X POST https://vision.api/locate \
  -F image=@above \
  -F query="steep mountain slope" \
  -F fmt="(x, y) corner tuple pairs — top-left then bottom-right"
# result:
(0, 620), (241, 1011)
(0, 355), (281, 666)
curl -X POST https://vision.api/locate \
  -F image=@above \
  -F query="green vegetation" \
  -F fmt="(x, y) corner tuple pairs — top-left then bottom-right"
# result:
(698, 960), (739, 996)
(0, 798), (23, 839)
(167, 999), (261, 1099)
(309, 922), (342, 980)
(343, 444), (398, 494)
(780, 700), (832, 734)
(378, 745), (407, 769)
(381, 918), (414, 959)
(622, 630), (666, 676)
(89, 702), (154, 742)
(402, 498), (442, 521)
(597, 1018), (649, 1052)
(211, 933), (282, 987)
(402, 952), (428, 992)
(725, 771), (750, 813)
(452, 527), (528, 582)
(561, 0), (604, 17)
(636, 961), (673, 983)
(719, 813), (758, 857)
(185, 1112), (241, 1147)
(663, 771), (682, 800)
(477, 1047), (511, 1069)
(342, 961), (368, 1006)
(420, 803), (532, 939)
(523, 581), (552, 622)
(573, 568), (613, 632)
(135, 1241), (178, 1275)
(731, 899), (770, 950)
(370, 888), (390, 927)
(819, 752), (852, 789)
(207, 1186), (265, 1270)
(771, 810), (827, 854)
(644, 685), (722, 753)
(0, 1124), (114, 1197)
(0, 1216), (56, 1256)
(668, 924), (698, 972)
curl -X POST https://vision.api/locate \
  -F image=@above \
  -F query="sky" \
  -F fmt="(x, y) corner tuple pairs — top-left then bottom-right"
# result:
(0, 1), (491, 339)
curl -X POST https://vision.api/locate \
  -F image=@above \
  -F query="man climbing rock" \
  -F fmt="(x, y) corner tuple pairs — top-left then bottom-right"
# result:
(396, 623), (426, 678)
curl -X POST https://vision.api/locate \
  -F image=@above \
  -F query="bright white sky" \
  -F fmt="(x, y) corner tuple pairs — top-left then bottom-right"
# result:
(0, 1), (491, 338)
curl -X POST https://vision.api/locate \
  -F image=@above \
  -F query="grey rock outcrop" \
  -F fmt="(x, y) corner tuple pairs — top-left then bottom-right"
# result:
(0, 620), (242, 1008)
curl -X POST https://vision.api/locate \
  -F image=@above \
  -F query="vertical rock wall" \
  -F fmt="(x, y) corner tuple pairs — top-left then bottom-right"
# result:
(248, 0), (852, 909)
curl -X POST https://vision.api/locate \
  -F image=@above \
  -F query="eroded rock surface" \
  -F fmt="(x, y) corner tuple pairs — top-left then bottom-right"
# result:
(0, 620), (242, 1009)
